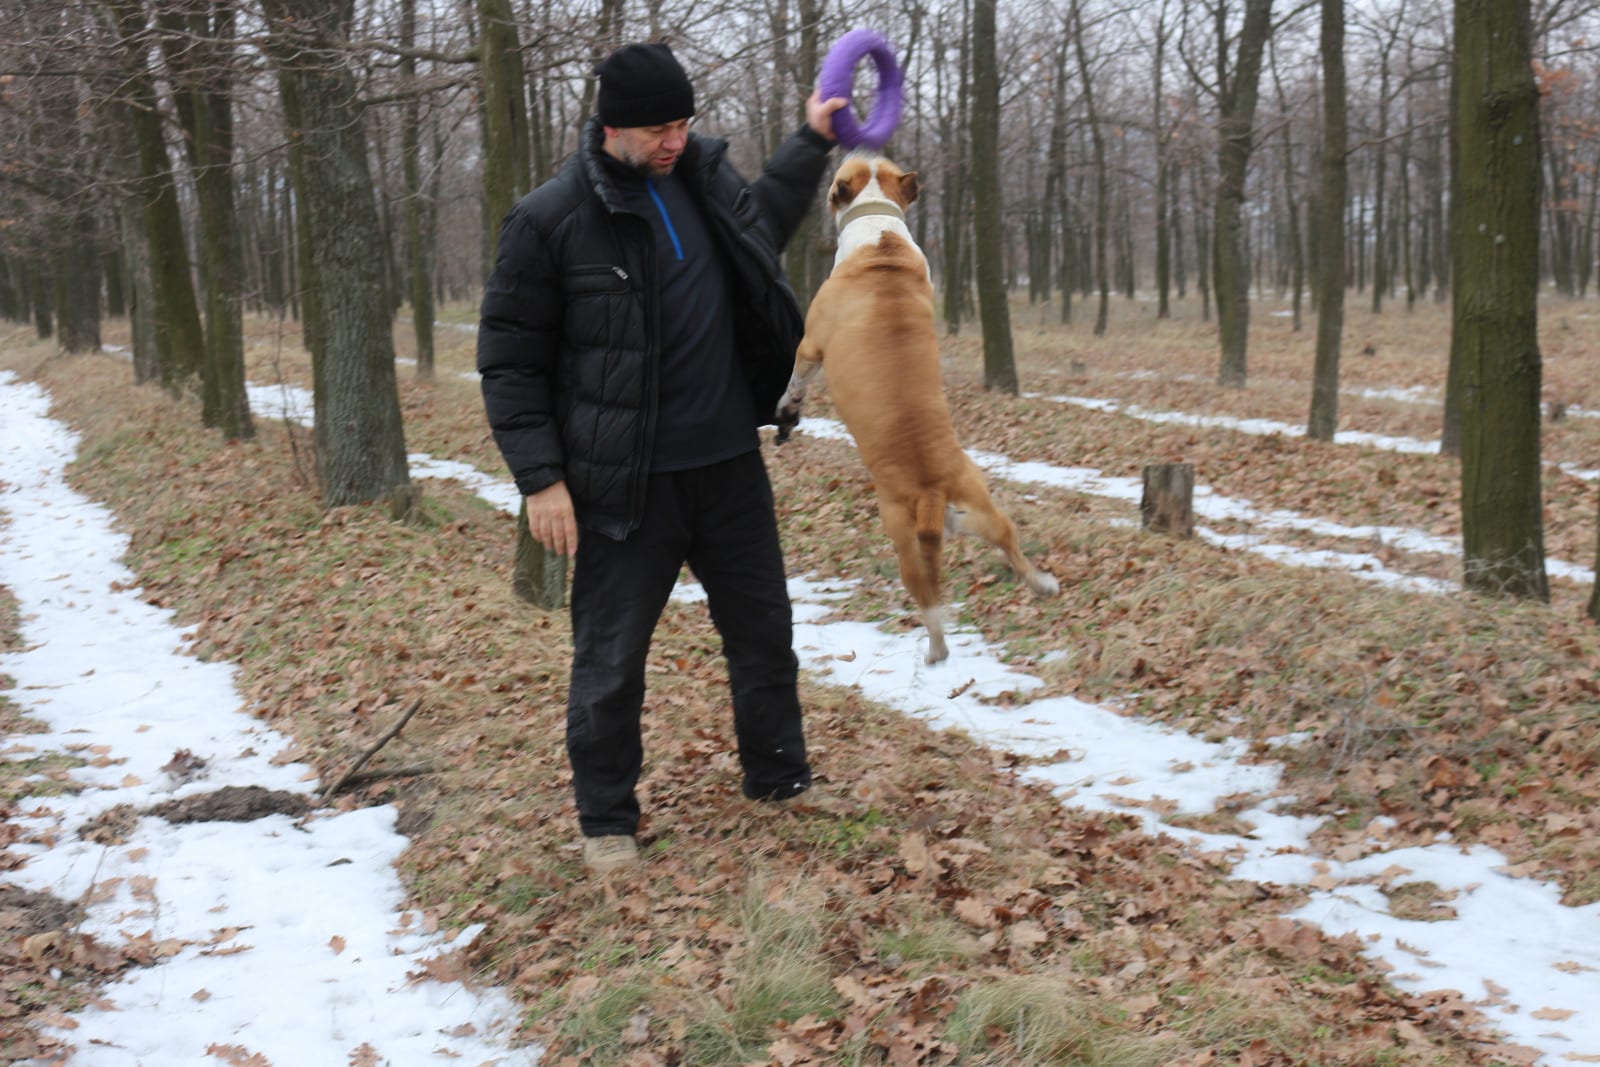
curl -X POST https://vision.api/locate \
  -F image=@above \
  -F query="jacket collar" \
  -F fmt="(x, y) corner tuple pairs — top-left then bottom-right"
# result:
(580, 115), (727, 214)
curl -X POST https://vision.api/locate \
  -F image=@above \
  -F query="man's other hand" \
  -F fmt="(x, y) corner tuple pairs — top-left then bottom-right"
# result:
(526, 481), (578, 556)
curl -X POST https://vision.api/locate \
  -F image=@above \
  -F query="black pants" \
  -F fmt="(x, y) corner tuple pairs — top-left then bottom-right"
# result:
(566, 450), (810, 837)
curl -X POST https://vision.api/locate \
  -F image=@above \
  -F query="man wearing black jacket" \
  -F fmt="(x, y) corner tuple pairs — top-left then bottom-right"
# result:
(478, 42), (844, 874)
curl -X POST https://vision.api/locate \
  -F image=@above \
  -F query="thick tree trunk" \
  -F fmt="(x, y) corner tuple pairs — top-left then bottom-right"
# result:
(108, 0), (205, 395)
(0, 257), (19, 323)
(51, 207), (102, 354)
(1214, 0), (1274, 388)
(1308, 0), (1347, 443)
(261, 0), (413, 512)
(478, 0), (531, 274)
(1141, 463), (1196, 538)
(971, 0), (1016, 393)
(161, 2), (254, 441)
(1452, 0), (1548, 600)
(29, 258), (53, 340)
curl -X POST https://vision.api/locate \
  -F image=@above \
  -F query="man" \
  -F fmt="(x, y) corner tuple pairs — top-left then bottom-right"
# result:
(478, 42), (845, 874)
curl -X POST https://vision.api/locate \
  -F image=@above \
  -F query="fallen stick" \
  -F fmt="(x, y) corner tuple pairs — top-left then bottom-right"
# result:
(331, 763), (439, 791)
(321, 697), (424, 803)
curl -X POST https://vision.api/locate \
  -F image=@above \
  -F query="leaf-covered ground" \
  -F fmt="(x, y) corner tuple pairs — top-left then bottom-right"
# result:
(3, 293), (1598, 1065)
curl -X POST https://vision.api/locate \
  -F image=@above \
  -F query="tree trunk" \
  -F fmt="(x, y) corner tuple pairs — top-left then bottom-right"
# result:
(29, 257), (53, 340)
(1214, 0), (1274, 388)
(400, 0), (436, 381)
(1589, 494), (1600, 623)
(478, 0), (531, 273)
(51, 207), (102, 354)
(1270, 41), (1303, 332)
(1141, 463), (1196, 538)
(938, 23), (969, 337)
(107, 0), (205, 395)
(1153, 1), (1173, 320)
(160, 1), (254, 441)
(1072, 0), (1110, 337)
(783, 0), (827, 307)
(1308, 0), (1346, 443)
(1370, 49), (1391, 314)
(260, 0), (414, 512)
(971, 0), (1016, 393)
(1452, 0), (1548, 600)
(1192, 165), (1212, 321)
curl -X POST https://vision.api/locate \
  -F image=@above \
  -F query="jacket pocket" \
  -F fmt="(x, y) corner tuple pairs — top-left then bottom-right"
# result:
(563, 264), (630, 296)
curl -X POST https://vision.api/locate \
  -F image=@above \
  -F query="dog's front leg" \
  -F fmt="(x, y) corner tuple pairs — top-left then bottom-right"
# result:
(774, 356), (822, 444)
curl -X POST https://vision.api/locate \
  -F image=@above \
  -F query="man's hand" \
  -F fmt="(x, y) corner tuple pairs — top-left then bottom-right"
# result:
(525, 481), (577, 556)
(806, 90), (849, 143)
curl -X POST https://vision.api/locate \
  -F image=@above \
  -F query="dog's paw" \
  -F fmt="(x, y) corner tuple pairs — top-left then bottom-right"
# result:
(774, 400), (802, 445)
(1029, 571), (1061, 597)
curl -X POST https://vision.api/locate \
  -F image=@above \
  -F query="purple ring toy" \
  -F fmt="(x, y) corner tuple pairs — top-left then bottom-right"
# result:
(818, 28), (903, 150)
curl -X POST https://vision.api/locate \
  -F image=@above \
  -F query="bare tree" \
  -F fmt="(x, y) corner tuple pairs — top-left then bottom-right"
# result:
(105, 0), (207, 392)
(398, 0), (436, 381)
(1072, 0), (1110, 337)
(1452, 0), (1548, 599)
(157, 0), (253, 440)
(1307, 0), (1346, 442)
(1211, 0), (1274, 388)
(259, 0), (414, 511)
(972, 0), (1017, 392)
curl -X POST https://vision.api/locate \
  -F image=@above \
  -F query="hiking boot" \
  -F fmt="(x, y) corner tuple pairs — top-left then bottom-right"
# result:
(583, 834), (640, 874)
(748, 779), (840, 818)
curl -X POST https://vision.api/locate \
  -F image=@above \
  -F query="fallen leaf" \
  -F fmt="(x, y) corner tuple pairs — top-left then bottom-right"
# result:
(1007, 921), (1048, 948)
(1533, 1007), (1576, 1021)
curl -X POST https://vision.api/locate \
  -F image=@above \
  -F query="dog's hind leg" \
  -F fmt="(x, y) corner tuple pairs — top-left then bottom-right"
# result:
(883, 494), (950, 664)
(946, 473), (1060, 598)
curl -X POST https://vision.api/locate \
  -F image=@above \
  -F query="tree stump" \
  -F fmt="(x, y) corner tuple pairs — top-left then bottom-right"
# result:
(512, 499), (567, 609)
(1141, 463), (1196, 538)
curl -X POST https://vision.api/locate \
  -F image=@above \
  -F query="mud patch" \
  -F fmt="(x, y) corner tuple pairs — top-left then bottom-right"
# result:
(0, 884), (85, 938)
(147, 785), (312, 824)
(78, 803), (139, 845)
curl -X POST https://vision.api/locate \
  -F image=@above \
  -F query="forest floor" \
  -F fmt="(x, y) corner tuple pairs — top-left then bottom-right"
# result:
(3, 291), (1599, 1066)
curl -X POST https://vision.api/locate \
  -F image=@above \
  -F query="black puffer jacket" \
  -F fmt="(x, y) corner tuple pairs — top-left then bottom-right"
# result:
(478, 117), (832, 540)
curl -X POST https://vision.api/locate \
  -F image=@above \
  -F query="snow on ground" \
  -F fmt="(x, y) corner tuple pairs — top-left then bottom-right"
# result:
(1, 372), (534, 1066)
(1045, 393), (1600, 484)
(7, 368), (1599, 1064)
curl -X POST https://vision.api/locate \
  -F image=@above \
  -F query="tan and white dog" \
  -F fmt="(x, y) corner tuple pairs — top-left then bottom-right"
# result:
(775, 154), (1059, 664)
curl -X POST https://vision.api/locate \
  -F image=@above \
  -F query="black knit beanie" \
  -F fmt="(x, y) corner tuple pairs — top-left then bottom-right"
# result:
(595, 43), (695, 127)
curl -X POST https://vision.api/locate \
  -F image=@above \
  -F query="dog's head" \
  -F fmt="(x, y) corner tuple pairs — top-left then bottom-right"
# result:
(828, 154), (920, 228)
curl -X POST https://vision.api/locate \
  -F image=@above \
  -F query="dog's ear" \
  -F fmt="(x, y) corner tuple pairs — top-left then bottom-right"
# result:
(898, 171), (921, 206)
(830, 176), (857, 211)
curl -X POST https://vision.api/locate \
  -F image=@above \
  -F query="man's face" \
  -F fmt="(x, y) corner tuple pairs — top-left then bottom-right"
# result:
(603, 119), (691, 176)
